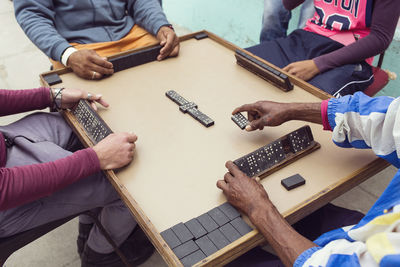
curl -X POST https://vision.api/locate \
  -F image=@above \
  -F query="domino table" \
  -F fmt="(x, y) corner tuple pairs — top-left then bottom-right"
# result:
(40, 31), (388, 266)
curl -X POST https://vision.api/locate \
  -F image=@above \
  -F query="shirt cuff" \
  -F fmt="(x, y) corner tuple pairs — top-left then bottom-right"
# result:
(61, 47), (78, 67)
(321, 100), (332, 131)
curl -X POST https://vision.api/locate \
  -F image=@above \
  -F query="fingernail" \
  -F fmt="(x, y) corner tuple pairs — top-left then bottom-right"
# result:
(245, 125), (252, 131)
(96, 94), (102, 98)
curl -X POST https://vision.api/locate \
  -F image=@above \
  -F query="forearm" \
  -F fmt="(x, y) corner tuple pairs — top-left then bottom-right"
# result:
(313, 0), (400, 72)
(328, 92), (400, 167)
(286, 103), (322, 125)
(129, 0), (170, 35)
(283, 0), (306, 11)
(14, 0), (71, 60)
(0, 148), (100, 211)
(250, 202), (316, 266)
(0, 88), (51, 116)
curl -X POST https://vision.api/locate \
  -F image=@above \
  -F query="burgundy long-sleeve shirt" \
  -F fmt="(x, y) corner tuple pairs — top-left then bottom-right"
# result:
(0, 88), (100, 211)
(283, 0), (400, 72)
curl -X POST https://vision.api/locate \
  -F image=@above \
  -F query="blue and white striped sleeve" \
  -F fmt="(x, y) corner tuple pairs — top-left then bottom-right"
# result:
(327, 92), (400, 167)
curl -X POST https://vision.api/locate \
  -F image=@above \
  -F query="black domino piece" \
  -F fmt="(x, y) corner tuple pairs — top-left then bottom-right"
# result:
(220, 223), (241, 243)
(181, 250), (206, 267)
(179, 102), (198, 113)
(288, 127), (314, 153)
(235, 49), (293, 91)
(208, 207), (230, 227)
(195, 235), (218, 257)
(165, 90), (189, 106)
(171, 222), (194, 243)
(72, 100), (113, 144)
(207, 229), (230, 250)
(194, 32), (208, 40)
(187, 108), (214, 127)
(197, 213), (219, 233)
(44, 73), (62, 86)
(160, 228), (181, 249)
(233, 126), (317, 178)
(185, 218), (207, 239)
(218, 202), (240, 221)
(173, 240), (199, 259)
(231, 217), (253, 236)
(281, 174), (305, 191)
(233, 157), (251, 178)
(231, 112), (249, 130)
(109, 45), (161, 73)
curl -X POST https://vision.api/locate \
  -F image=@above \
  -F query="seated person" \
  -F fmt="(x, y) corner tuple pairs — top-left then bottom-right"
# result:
(248, 0), (400, 97)
(218, 92), (400, 266)
(261, 0), (314, 42)
(0, 87), (149, 266)
(14, 0), (180, 80)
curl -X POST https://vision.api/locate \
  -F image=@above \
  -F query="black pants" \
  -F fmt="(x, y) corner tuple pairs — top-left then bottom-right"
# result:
(246, 30), (373, 97)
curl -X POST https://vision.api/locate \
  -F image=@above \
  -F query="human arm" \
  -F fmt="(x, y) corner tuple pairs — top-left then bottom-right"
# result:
(327, 92), (400, 167)
(13, 0), (114, 79)
(0, 132), (138, 211)
(0, 87), (108, 116)
(234, 92), (400, 166)
(282, 0), (306, 11)
(232, 101), (322, 131)
(313, 0), (400, 73)
(217, 161), (317, 267)
(127, 0), (179, 60)
(0, 88), (51, 116)
(13, 0), (70, 61)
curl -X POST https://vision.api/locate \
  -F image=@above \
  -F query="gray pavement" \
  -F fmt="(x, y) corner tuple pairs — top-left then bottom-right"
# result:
(1, 0), (398, 266)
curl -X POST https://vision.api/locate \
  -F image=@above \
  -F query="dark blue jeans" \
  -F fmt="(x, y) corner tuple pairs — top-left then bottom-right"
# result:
(248, 30), (373, 97)
(260, 0), (314, 42)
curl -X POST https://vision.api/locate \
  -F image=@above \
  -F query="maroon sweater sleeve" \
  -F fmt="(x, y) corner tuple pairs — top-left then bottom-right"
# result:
(283, 0), (306, 10)
(0, 148), (101, 211)
(0, 87), (51, 116)
(314, 0), (400, 72)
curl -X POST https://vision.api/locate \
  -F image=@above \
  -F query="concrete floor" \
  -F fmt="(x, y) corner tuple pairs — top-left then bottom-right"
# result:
(1, 0), (399, 266)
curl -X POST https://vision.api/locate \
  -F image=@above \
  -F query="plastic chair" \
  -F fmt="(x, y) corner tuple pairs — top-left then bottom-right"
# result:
(363, 52), (392, 96)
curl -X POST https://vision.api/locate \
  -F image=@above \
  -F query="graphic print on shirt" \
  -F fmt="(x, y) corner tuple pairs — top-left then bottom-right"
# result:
(306, 0), (373, 39)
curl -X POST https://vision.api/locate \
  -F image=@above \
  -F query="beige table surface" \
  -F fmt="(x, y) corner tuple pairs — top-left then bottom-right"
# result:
(44, 34), (385, 266)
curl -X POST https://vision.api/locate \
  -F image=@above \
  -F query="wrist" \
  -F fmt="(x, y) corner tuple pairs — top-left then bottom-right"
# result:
(61, 47), (78, 66)
(51, 88), (64, 110)
(248, 199), (274, 223)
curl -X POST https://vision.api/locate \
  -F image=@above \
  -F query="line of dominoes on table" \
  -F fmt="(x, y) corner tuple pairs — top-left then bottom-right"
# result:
(166, 90), (215, 127)
(235, 49), (293, 92)
(72, 100), (113, 144)
(234, 125), (320, 178)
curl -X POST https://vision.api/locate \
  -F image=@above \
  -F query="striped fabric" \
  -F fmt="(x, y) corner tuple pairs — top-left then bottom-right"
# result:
(295, 92), (400, 267)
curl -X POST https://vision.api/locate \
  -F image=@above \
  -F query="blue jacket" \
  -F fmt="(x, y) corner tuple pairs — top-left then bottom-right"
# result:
(14, 0), (169, 61)
(295, 92), (400, 267)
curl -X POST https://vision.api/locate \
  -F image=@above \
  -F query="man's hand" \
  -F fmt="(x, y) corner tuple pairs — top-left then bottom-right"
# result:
(217, 161), (271, 217)
(217, 161), (317, 266)
(68, 49), (114, 80)
(283, 60), (320, 81)
(233, 101), (323, 131)
(60, 88), (109, 111)
(233, 101), (292, 131)
(93, 133), (138, 170)
(156, 26), (180, 60)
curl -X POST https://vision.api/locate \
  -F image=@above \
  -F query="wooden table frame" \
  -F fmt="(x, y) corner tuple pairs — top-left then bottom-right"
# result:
(40, 30), (388, 267)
